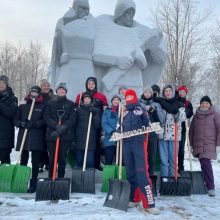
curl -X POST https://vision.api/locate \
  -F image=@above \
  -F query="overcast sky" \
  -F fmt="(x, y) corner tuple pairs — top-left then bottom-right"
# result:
(0, 0), (220, 51)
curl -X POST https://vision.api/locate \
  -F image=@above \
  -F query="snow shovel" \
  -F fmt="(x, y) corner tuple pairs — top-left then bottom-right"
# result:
(179, 120), (207, 194)
(160, 122), (191, 196)
(101, 103), (127, 192)
(36, 110), (70, 201)
(71, 112), (95, 194)
(0, 98), (36, 193)
(104, 105), (130, 212)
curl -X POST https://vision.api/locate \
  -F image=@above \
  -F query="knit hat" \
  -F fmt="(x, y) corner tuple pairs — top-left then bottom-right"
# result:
(118, 85), (127, 93)
(39, 79), (50, 88)
(177, 85), (188, 93)
(125, 89), (138, 104)
(82, 91), (92, 100)
(0, 75), (9, 87)
(114, 0), (136, 21)
(111, 94), (121, 103)
(29, 86), (40, 94)
(200, 96), (212, 105)
(143, 87), (153, 94)
(56, 83), (67, 93)
(151, 84), (160, 94)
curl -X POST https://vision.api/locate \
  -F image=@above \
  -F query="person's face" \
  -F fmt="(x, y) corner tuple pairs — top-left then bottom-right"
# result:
(179, 90), (186, 98)
(30, 91), (39, 98)
(41, 83), (51, 94)
(87, 81), (95, 91)
(112, 98), (120, 107)
(0, 81), (7, 92)
(200, 101), (210, 111)
(84, 96), (91, 104)
(119, 88), (127, 96)
(126, 95), (134, 102)
(144, 91), (152, 99)
(164, 88), (173, 99)
(57, 88), (66, 97)
(118, 8), (135, 28)
(77, 6), (89, 19)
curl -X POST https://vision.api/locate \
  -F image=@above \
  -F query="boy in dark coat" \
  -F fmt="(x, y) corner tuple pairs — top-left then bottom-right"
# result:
(14, 86), (45, 193)
(177, 85), (193, 172)
(75, 92), (101, 168)
(0, 75), (18, 164)
(121, 89), (160, 215)
(44, 83), (76, 178)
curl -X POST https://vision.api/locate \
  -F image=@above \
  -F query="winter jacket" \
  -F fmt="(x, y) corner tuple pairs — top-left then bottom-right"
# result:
(102, 107), (119, 147)
(14, 95), (45, 151)
(119, 104), (149, 142)
(44, 95), (77, 142)
(75, 104), (101, 150)
(189, 106), (220, 160)
(139, 95), (165, 124)
(0, 87), (18, 149)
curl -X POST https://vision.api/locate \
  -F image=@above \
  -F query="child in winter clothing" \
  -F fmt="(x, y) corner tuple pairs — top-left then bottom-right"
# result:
(14, 86), (45, 193)
(102, 94), (121, 165)
(189, 96), (220, 197)
(177, 85), (193, 172)
(0, 75), (18, 164)
(139, 87), (164, 175)
(120, 89), (160, 215)
(44, 83), (76, 179)
(75, 92), (101, 168)
(154, 85), (186, 177)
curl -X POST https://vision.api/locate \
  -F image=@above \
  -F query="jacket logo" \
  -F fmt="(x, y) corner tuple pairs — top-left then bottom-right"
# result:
(133, 107), (143, 116)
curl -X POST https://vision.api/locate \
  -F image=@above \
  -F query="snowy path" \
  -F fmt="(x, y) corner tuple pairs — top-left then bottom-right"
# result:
(0, 151), (220, 220)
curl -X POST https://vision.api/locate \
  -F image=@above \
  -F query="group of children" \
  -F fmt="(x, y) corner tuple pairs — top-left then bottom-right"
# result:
(0, 74), (220, 215)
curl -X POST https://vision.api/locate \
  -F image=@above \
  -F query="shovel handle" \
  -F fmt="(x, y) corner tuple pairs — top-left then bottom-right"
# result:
(174, 122), (178, 181)
(116, 103), (122, 166)
(119, 104), (124, 180)
(53, 137), (60, 181)
(17, 98), (36, 164)
(185, 120), (193, 171)
(83, 112), (93, 172)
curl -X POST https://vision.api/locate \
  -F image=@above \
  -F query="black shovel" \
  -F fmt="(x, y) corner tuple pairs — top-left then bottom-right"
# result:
(179, 120), (207, 194)
(104, 104), (130, 212)
(36, 110), (70, 201)
(160, 122), (191, 196)
(71, 112), (95, 194)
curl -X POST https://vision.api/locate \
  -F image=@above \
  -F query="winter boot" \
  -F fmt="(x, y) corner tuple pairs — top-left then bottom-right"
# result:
(27, 179), (37, 193)
(208, 190), (215, 197)
(143, 207), (160, 215)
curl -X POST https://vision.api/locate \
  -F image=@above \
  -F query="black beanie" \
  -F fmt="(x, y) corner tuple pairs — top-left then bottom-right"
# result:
(82, 91), (92, 102)
(200, 96), (212, 105)
(0, 75), (9, 87)
(29, 85), (40, 94)
(151, 84), (160, 94)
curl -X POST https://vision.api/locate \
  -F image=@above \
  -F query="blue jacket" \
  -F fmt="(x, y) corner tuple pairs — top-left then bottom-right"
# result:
(121, 104), (149, 142)
(102, 108), (118, 147)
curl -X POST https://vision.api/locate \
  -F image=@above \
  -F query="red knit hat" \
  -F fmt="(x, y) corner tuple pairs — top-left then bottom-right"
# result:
(125, 89), (138, 104)
(177, 85), (188, 93)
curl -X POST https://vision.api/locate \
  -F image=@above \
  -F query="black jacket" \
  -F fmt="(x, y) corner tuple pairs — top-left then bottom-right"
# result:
(75, 104), (101, 150)
(14, 95), (45, 151)
(44, 95), (76, 141)
(0, 87), (18, 149)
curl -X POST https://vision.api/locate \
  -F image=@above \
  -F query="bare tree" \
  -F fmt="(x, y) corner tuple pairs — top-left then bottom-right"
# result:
(0, 41), (49, 101)
(151, 0), (212, 97)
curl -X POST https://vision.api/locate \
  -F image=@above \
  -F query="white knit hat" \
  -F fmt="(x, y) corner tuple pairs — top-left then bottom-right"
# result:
(114, 0), (136, 21)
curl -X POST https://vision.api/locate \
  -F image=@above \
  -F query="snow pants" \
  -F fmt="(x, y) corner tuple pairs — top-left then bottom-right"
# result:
(123, 139), (155, 209)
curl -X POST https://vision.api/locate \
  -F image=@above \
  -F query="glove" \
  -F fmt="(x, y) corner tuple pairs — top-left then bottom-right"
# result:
(55, 125), (67, 135)
(216, 146), (220, 161)
(88, 106), (97, 116)
(50, 131), (59, 141)
(20, 119), (30, 129)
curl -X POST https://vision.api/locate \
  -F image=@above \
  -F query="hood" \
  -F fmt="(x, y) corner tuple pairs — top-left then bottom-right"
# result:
(195, 105), (215, 119)
(85, 77), (97, 93)
(161, 84), (176, 99)
(24, 95), (44, 104)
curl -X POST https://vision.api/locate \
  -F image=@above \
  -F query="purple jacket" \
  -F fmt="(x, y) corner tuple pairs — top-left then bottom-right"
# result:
(189, 106), (220, 159)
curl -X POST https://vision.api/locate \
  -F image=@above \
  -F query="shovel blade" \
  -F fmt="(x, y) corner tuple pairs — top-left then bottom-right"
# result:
(180, 171), (207, 194)
(71, 168), (95, 194)
(101, 165), (117, 192)
(35, 178), (53, 201)
(104, 179), (130, 212)
(11, 165), (31, 193)
(53, 178), (70, 200)
(160, 176), (191, 196)
(0, 164), (16, 192)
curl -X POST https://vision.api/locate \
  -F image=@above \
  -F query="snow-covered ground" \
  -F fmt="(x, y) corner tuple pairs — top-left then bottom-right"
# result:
(0, 149), (220, 220)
